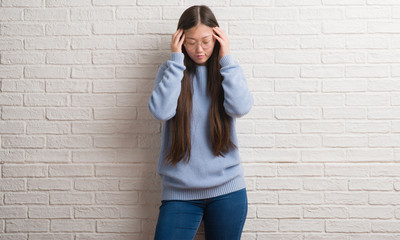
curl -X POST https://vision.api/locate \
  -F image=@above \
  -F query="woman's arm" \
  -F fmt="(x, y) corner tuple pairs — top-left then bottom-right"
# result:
(220, 54), (253, 118)
(148, 52), (186, 121)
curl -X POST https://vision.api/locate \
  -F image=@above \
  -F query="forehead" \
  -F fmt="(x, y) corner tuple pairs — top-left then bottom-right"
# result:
(184, 24), (213, 39)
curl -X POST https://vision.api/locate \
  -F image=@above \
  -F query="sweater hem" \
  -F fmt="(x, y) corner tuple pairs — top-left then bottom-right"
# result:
(161, 176), (246, 201)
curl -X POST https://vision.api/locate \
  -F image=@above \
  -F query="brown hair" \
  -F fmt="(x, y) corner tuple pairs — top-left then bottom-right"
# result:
(166, 5), (235, 165)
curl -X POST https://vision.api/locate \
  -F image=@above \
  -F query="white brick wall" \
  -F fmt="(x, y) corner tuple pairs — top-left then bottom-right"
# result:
(1, 1), (400, 239)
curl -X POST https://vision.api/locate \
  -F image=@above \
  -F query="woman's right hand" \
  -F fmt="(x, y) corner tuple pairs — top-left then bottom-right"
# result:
(171, 29), (185, 53)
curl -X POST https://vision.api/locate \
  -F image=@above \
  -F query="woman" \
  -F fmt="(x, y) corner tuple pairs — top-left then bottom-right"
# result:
(148, 5), (253, 240)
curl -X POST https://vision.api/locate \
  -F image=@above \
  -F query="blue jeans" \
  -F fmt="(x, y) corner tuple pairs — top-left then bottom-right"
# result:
(154, 188), (248, 240)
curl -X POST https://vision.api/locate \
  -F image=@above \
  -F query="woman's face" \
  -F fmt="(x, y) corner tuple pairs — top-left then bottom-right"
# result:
(183, 24), (216, 65)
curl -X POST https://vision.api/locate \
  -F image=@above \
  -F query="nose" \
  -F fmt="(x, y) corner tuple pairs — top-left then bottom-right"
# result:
(195, 43), (204, 52)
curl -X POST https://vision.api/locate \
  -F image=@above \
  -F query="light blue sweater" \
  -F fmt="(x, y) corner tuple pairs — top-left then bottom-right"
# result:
(148, 52), (253, 200)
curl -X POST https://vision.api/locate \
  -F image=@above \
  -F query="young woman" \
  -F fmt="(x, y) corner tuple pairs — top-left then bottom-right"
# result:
(148, 5), (253, 240)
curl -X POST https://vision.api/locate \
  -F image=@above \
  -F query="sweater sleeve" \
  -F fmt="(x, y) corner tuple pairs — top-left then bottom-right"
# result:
(220, 54), (253, 118)
(148, 52), (186, 121)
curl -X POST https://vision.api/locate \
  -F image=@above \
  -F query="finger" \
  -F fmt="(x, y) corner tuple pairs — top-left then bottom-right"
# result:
(213, 27), (226, 40)
(178, 33), (185, 45)
(213, 33), (222, 43)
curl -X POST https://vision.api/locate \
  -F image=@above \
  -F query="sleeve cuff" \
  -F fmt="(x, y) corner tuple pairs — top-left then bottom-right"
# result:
(170, 52), (185, 65)
(219, 54), (236, 67)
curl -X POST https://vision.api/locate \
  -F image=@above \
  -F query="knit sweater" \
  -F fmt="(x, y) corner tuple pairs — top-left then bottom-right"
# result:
(148, 52), (253, 200)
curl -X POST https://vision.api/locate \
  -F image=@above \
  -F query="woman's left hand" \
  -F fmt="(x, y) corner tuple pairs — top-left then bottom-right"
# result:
(213, 27), (230, 61)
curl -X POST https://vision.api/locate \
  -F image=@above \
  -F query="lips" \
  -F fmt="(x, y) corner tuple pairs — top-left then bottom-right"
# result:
(197, 55), (204, 59)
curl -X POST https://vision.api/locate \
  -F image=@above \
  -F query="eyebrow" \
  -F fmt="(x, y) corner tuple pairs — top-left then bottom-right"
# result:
(186, 35), (212, 40)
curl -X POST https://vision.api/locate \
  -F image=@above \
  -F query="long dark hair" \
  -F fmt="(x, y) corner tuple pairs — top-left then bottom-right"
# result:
(166, 5), (235, 165)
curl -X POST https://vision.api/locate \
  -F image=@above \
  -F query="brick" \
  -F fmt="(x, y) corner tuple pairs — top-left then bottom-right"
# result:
(0, 206), (27, 219)
(0, 39), (23, 50)
(46, 24), (91, 36)
(230, 23), (274, 35)
(304, 207), (348, 219)
(252, 148), (299, 163)
(94, 136), (138, 148)
(47, 136), (92, 149)
(74, 207), (119, 218)
(369, 193), (400, 205)
(5, 193), (49, 204)
(72, 94), (115, 107)
(323, 0), (366, 5)
(257, 206), (301, 219)
(325, 164), (370, 177)
(324, 136), (368, 147)
(2, 52), (45, 64)
(2, 0), (42, 7)
(24, 94), (68, 107)
(47, 0), (91, 7)
(74, 179), (119, 191)
(71, 67), (114, 79)
(322, 51), (366, 63)
(347, 36), (389, 49)
(301, 8), (343, 20)
(0, 93), (23, 106)
(325, 192), (368, 205)
(116, 7), (161, 20)
(50, 193), (93, 205)
(255, 121), (298, 134)
(301, 149), (346, 162)
(46, 80), (89, 93)
(29, 207), (71, 219)
(117, 36), (159, 49)
(369, 135), (400, 147)
(0, 121), (24, 134)
(49, 165), (93, 177)
(254, 66), (298, 78)
(2, 24), (44, 36)
(349, 178), (393, 191)
(346, 65), (388, 77)
(243, 164), (276, 177)
(323, 107), (366, 119)
(275, 107), (321, 120)
(280, 219), (324, 232)
(28, 179), (71, 191)
(2, 136), (45, 148)
(347, 149), (393, 162)
(93, 107), (137, 120)
(71, 37), (116, 49)
(73, 122), (126, 134)
(24, 9), (68, 21)
(279, 192), (323, 204)
(25, 37), (69, 50)
(6, 220), (49, 232)
(346, 7), (390, 18)
(276, 23), (320, 35)
(368, 0), (400, 4)
(346, 121), (390, 135)
(94, 0), (136, 6)
(323, 21), (366, 33)
(301, 36), (345, 49)
(97, 220), (141, 233)
(256, 178), (300, 190)
(303, 178), (347, 191)
(72, 150), (116, 163)
(2, 164), (47, 177)
(276, 51), (320, 64)
(370, 164), (400, 177)
(46, 108), (92, 120)
(51, 220), (95, 232)
(95, 164), (153, 177)
(326, 220), (370, 233)
(369, 22), (400, 33)
(0, 179), (25, 191)
(254, 36), (298, 49)
(301, 66), (344, 78)
(95, 192), (139, 205)
(302, 93), (345, 106)
(93, 52), (137, 64)
(0, 150), (24, 163)
(25, 66), (69, 79)
(0, 66), (23, 78)
(71, 8), (114, 21)
(116, 66), (155, 79)
(254, 8), (298, 20)
(26, 149), (70, 163)
(278, 164), (323, 176)
(349, 207), (393, 219)
(30, 233), (79, 240)
(276, 0), (320, 6)
(276, 135), (321, 148)
(243, 219), (277, 232)
(93, 22), (137, 35)
(346, 93), (389, 106)
(276, 79), (318, 92)
(0, 9), (23, 21)
(46, 51), (91, 64)
(27, 122), (70, 135)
